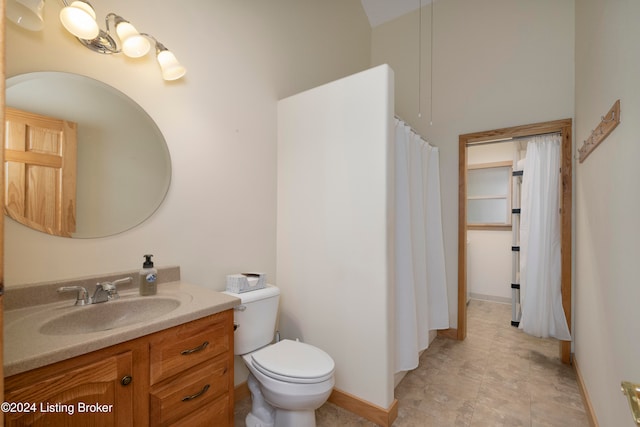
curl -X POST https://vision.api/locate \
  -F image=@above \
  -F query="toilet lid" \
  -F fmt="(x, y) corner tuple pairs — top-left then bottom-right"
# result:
(251, 339), (335, 384)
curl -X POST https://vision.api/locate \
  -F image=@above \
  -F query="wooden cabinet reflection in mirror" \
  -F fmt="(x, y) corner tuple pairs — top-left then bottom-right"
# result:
(4, 107), (77, 237)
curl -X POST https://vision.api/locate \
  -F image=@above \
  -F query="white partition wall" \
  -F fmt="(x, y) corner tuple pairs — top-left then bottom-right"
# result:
(277, 65), (395, 409)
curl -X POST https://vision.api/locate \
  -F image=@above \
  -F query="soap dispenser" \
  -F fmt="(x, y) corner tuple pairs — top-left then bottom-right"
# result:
(139, 254), (158, 296)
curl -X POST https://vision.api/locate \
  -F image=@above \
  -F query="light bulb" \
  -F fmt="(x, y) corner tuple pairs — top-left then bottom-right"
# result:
(116, 21), (150, 58)
(157, 49), (186, 81)
(59, 1), (99, 40)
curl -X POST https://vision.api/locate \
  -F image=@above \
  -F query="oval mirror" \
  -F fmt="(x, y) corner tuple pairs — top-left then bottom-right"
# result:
(5, 72), (171, 238)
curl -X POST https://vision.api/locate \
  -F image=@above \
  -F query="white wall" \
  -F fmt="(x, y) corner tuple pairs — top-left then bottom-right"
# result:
(467, 230), (511, 301)
(4, 0), (371, 288)
(277, 65), (395, 409)
(371, 0), (574, 327)
(575, 1), (640, 425)
(468, 142), (518, 165)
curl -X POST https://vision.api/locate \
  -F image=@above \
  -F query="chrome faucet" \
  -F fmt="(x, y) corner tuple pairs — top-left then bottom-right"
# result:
(57, 286), (92, 306)
(92, 277), (132, 303)
(57, 277), (132, 306)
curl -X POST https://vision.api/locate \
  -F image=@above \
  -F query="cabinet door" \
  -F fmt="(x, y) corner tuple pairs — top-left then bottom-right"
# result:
(4, 351), (133, 426)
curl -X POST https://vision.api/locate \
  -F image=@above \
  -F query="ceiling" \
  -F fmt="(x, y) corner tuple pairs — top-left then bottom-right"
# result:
(360, 0), (430, 27)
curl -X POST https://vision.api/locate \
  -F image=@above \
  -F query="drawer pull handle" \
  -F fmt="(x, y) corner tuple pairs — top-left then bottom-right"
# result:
(121, 375), (133, 386)
(182, 384), (210, 402)
(181, 341), (209, 355)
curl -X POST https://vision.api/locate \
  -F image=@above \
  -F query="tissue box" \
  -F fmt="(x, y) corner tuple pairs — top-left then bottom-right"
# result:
(226, 272), (266, 293)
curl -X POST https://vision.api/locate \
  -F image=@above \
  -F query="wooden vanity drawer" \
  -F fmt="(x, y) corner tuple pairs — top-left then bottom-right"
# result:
(149, 311), (231, 385)
(168, 395), (230, 427)
(149, 357), (230, 426)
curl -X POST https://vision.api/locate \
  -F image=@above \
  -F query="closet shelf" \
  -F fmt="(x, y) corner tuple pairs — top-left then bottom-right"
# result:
(467, 195), (508, 200)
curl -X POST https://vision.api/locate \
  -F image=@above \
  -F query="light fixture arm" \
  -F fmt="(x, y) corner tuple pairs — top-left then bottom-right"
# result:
(75, 29), (119, 55)
(104, 12), (119, 35)
(140, 33), (166, 54)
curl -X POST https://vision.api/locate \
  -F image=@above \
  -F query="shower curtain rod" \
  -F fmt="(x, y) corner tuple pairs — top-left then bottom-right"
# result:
(394, 115), (431, 144)
(468, 131), (561, 146)
(512, 131), (561, 141)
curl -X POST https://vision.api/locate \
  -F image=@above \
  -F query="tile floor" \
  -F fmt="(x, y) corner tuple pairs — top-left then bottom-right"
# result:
(234, 299), (588, 426)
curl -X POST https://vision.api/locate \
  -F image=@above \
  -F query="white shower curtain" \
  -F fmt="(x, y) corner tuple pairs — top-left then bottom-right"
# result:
(394, 119), (449, 373)
(519, 135), (571, 340)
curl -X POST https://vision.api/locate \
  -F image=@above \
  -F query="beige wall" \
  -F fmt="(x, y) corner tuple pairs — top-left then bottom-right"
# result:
(371, 0), (575, 327)
(575, 1), (640, 426)
(4, 0), (371, 287)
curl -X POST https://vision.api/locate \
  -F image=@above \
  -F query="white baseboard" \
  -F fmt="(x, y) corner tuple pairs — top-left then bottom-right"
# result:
(469, 293), (511, 304)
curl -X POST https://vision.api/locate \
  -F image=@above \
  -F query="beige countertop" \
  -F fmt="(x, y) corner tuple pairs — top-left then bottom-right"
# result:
(4, 280), (240, 377)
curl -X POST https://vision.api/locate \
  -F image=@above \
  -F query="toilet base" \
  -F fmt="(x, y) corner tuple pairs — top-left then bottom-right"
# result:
(246, 411), (274, 427)
(245, 374), (275, 427)
(244, 373), (322, 427)
(245, 408), (316, 427)
(274, 409), (317, 427)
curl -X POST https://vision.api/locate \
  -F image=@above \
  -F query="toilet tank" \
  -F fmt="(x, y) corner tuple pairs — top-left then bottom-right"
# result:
(224, 285), (280, 355)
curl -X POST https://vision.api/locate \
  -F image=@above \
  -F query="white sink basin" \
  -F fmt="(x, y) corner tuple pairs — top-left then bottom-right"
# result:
(39, 296), (182, 336)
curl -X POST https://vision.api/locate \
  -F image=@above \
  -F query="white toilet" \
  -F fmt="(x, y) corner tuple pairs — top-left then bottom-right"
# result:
(225, 285), (335, 427)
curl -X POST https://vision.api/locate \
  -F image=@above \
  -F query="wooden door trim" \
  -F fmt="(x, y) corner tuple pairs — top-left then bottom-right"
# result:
(458, 119), (572, 363)
(1, 0), (6, 417)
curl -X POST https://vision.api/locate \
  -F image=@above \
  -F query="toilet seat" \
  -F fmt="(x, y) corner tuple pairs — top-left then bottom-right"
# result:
(250, 339), (335, 384)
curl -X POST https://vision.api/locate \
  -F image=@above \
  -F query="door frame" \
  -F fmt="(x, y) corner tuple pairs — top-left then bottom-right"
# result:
(458, 119), (573, 364)
(1, 0), (6, 407)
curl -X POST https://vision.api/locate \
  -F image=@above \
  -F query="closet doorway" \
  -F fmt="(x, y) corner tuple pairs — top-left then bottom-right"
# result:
(457, 119), (573, 364)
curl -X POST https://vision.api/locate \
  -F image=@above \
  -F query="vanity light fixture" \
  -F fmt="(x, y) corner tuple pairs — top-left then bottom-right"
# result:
(6, 0), (187, 81)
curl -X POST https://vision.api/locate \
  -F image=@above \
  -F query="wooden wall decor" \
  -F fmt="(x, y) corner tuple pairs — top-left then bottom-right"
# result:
(578, 99), (620, 163)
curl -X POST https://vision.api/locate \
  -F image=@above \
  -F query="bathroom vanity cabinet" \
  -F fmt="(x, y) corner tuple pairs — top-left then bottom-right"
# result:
(4, 310), (234, 426)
